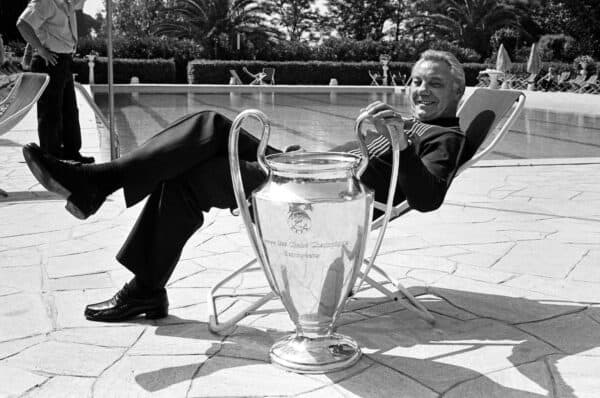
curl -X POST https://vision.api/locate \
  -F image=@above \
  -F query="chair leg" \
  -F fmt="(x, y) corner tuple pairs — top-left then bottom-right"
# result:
(356, 264), (435, 325)
(208, 259), (277, 333)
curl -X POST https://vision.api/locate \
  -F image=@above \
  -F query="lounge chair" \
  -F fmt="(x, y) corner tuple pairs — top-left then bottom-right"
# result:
(229, 69), (244, 85)
(0, 71), (50, 196)
(550, 71), (571, 92)
(559, 72), (587, 92)
(368, 70), (381, 86)
(242, 67), (275, 85)
(207, 87), (526, 332)
(577, 74), (599, 94)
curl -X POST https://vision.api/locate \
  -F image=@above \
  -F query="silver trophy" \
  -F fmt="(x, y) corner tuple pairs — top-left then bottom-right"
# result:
(228, 109), (400, 373)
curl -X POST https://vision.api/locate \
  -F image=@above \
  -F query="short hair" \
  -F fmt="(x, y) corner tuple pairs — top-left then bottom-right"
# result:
(413, 50), (466, 96)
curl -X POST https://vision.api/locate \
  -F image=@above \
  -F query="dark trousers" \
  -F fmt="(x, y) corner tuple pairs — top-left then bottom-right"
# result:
(114, 111), (394, 289)
(31, 53), (82, 158)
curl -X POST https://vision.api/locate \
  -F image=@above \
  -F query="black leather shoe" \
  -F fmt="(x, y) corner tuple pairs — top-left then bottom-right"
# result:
(22, 143), (105, 219)
(64, 153), (95, 164)
(85, 282), (169, 322)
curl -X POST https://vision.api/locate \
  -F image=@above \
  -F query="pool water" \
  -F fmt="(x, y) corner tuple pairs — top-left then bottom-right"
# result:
(93, 91), (600, 160)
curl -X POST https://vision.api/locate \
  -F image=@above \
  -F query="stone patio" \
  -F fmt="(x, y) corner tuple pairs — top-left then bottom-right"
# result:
(1, 91), (599, 397)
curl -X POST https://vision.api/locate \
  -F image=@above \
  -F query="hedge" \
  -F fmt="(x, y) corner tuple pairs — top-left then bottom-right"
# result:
(188, 60), (495, 86)
(72, 57), (176, 84)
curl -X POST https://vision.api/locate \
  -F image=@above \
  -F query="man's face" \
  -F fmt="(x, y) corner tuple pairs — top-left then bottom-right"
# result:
(409, 60), (461, 121)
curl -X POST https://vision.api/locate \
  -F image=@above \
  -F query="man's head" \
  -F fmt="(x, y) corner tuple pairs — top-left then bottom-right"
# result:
(409, 50), (465, 121)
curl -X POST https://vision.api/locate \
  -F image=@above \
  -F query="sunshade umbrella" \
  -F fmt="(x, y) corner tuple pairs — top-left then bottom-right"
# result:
(496, 43), (512, 73)
(527, 43), (542, 75)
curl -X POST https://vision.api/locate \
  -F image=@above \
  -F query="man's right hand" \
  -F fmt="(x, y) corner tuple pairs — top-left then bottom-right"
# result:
(38, 47), (57, 66)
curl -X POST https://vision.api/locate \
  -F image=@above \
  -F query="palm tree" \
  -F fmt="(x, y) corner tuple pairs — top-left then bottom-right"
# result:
(153, 0), (278, 58)
(407, 0), (521, 58)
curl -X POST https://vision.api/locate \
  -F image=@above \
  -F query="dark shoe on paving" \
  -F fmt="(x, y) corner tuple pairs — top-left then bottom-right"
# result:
(63, 153), (95, 164)
(85, 282), (168, 322)
(22, 143), (105, 219)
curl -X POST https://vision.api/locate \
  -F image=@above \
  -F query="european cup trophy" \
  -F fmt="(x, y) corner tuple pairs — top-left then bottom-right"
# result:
(228, 109), (400, 373)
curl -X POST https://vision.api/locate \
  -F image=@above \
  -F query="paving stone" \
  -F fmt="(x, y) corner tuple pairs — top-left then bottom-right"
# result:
(0, 365), (47, 397)
(493, 241), (587, 278)
(429, 275), (584, 323)
(46, 272), (114, 291)
(451, 242), (516, 268)
(166, 287), (207, 308)
(129, 323), (222, 356)
(340, 314), (556, 393)
(568, 249), (600, 283)
(0, 335), (47, 363)
(46, 249), (121, 279)
(0, 247), (42, 268)
(218, 325), (284, 362)
(453, 264), (516, 284)
(322, 362), (438, 398)
(376, 252), (456, 273)
(0, 265), (42, 292)
(4, 341), (124, 377)
(417, 294), (479, 321)
(51, 326), (145, 348)
(552, 355), (600, 398)
(93, 354), (207, 397)
(518, 311), (600, 356)
(188, 356), (327, 396)
(0, 293), (52, 341)
(444, 360), (553, 398)
(505, 275), (600, 303)
(22, 375), (94, 398)
(42, 238), (106, 258)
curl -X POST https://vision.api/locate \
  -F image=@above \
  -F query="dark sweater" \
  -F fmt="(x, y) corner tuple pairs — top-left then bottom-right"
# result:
(341, 117), (465, 213)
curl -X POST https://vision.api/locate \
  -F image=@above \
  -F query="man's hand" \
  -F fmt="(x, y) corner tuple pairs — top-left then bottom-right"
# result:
(360, 101), (410, 151)
(38, 47), (57, 66)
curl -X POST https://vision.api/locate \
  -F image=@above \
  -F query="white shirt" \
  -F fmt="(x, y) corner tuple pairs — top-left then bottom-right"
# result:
(18, 0), (86, 54)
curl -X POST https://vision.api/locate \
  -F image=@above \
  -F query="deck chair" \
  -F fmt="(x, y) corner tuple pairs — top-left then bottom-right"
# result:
(368, 70), (381, 86)
(579, 74), (599, 94)
(207, 88), (526, 332)
(566, 73), (589, 92)
(229, 69), (244, 85)
(0, 72), (50, 196)
(242, 67), (275, 85)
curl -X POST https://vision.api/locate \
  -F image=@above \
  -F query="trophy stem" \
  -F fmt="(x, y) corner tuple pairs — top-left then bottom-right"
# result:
(269, 332), (361, 374)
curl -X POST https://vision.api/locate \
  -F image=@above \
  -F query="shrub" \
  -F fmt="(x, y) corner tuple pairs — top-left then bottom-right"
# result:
(187, 60), (490, 86)
(72, 57), (176, 84)
(490, 28), (520, 60)
(77, 36), (203, 83)
(538, 34), (578, 62)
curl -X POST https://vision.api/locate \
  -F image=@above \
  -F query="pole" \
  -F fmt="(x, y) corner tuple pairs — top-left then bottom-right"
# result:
(106, 0), (119, 159)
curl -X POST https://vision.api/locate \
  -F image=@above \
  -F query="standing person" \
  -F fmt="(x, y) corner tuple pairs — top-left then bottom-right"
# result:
(22, 50), (466, 322)
(17, 0), (94, 163)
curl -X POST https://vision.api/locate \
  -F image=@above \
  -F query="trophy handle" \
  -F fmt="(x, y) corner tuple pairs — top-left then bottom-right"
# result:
(228, 109), (280, 295)
(354, 112), (402, 291)
(353, 111), (371, 178)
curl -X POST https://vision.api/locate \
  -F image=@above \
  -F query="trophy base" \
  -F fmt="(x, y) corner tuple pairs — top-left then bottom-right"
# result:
(270, 333), (361, 374)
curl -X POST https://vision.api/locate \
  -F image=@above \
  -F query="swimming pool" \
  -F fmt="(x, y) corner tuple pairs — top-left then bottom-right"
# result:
(92, 86), (600, 161)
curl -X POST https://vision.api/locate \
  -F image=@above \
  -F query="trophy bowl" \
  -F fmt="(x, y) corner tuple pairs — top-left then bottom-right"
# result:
(228, 109), (399, 373)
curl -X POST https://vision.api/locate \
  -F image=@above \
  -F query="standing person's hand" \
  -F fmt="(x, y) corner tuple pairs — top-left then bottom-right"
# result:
(38, 47), (57, 66)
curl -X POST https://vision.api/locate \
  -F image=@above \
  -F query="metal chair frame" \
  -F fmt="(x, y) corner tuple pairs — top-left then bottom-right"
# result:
(208, 88), (526, 333)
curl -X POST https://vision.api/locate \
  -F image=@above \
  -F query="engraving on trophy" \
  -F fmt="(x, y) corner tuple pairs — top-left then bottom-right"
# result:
(287, 203), (312, 234)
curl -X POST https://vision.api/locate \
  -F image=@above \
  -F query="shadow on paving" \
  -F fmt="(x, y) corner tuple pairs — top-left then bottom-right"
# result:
(130, 289), (599, 397)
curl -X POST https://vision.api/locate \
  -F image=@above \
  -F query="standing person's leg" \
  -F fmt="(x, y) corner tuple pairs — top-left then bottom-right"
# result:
(61, 57), (93, 163)
(31, 54), (64, 157)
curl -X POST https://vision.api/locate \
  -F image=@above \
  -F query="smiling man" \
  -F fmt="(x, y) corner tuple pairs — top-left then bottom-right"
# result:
(21, 50), (466, 322)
